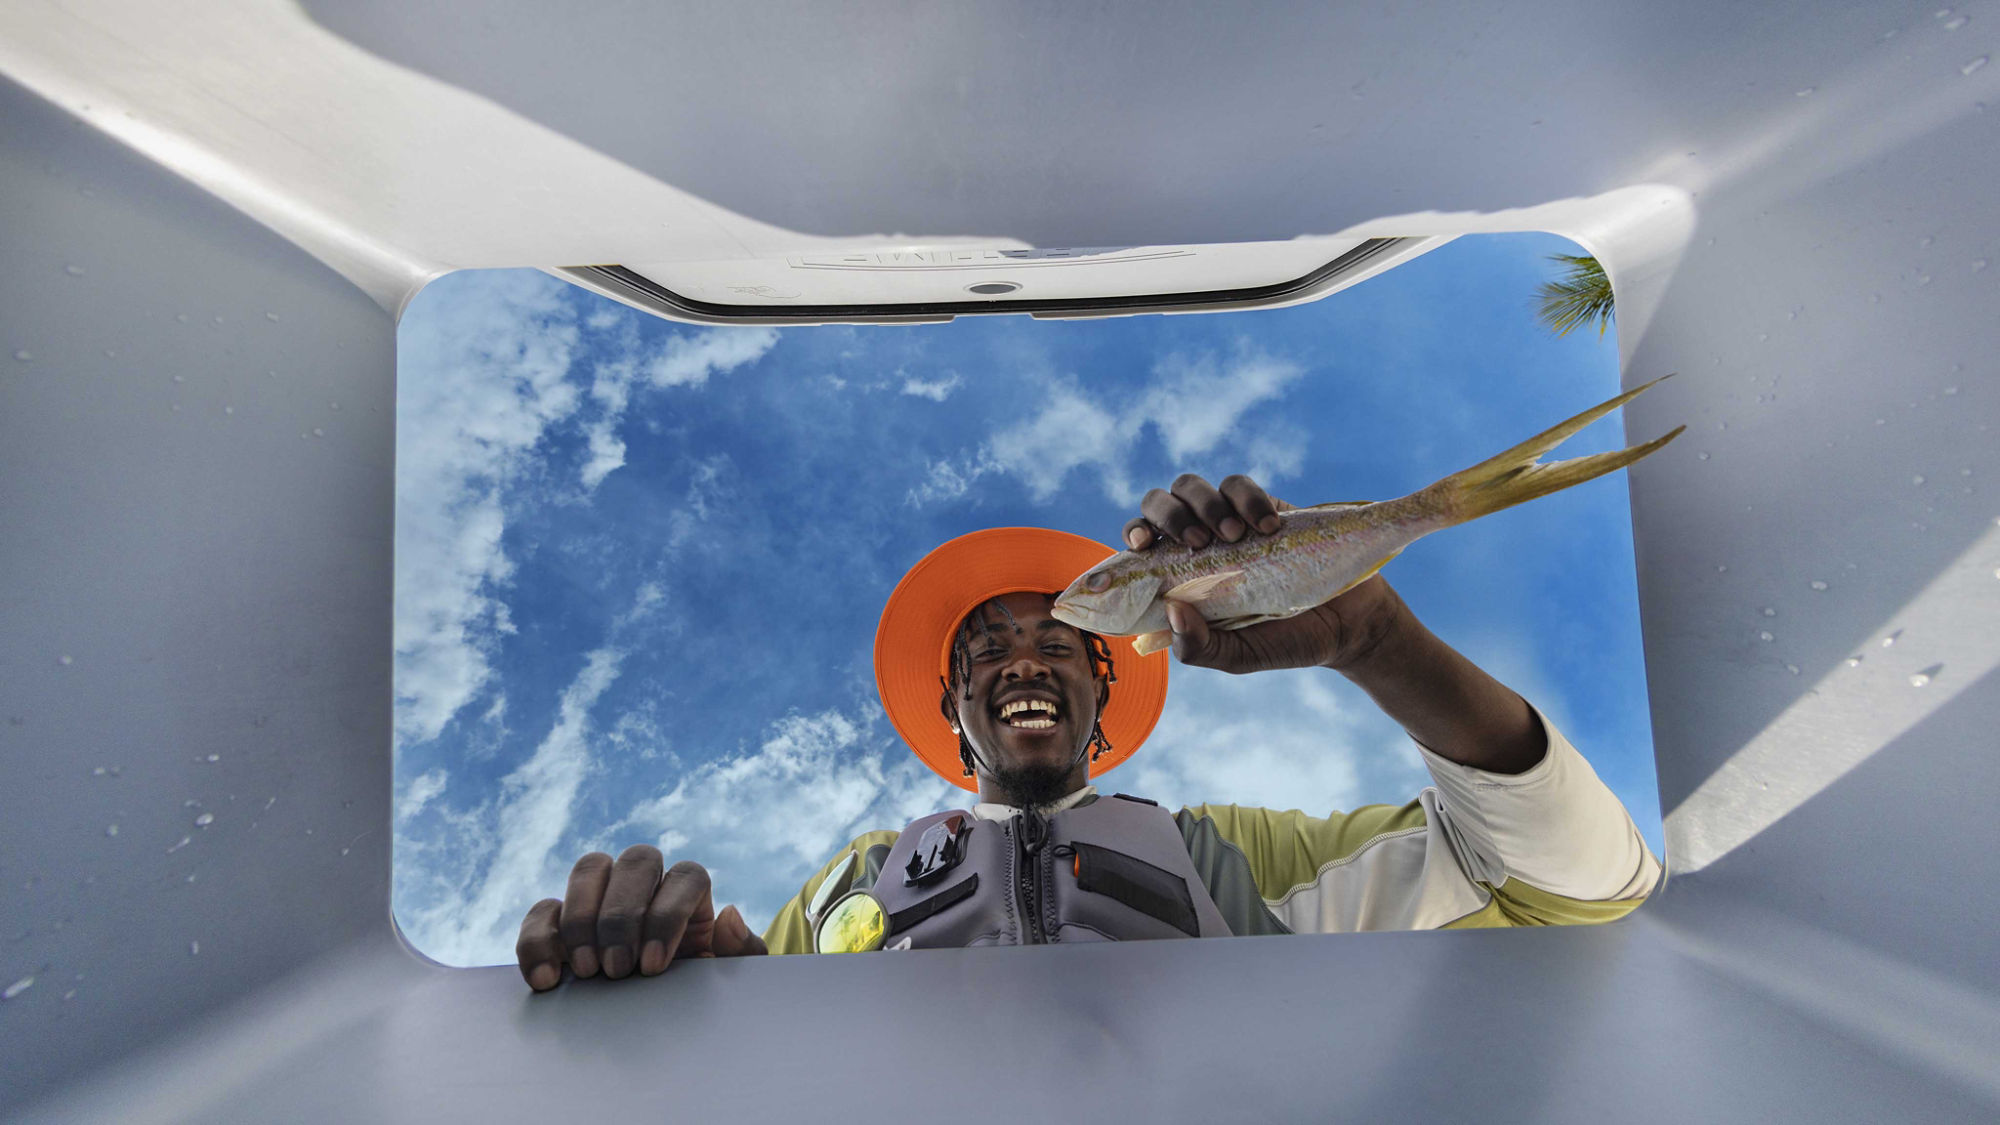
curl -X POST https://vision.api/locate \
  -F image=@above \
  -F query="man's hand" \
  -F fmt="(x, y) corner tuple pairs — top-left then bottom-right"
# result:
(1125, 473), (1405, 675)
(516, 845), (767, 993)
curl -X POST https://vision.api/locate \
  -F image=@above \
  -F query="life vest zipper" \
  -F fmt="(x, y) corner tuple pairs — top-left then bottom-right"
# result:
(1017, 807), (1049, 944)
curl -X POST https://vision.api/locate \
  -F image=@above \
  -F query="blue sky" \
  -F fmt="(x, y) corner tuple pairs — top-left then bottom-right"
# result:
(391, 234), (1659, 967)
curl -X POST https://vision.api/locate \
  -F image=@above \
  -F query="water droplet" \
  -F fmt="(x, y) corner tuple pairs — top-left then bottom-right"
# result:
(4, 976), (32, 1000)
(1913, 474), (1927, 486)
(1917, 274), (1933, 286)
(105, 825), (119, 837)
(264, 311), (280, 322)
(1758, 332), (1769, 341)
(1882, 629), (1902, 647)
(1810, 580), (1829, 590)
(62, 989), (75, 1001)
(1909, 672), (1932, 687)
(1846, 655), (1863, 667)
(264, 796), (277, 810)
(172, 374), (184, 383)
(185, 873), (197, 883)
(1795, 87), (1815, 97)
(1786, 664), (1801, 675)
(1716, 564), (1729, 573)
(58, 654), (72, 666)
(64, 263), (87, 277)
(1974, 260), (1989, 273)
(1944, 15), (1968, 30)
(1944, 385), (1960, 395)
(91, 766), (105, 776)
(1718, 421), (1729, 431)
(1762, 607), (1777, 617)
(205, 753), (219, 763)
(1965, 55), (1990, 75)
(1759, 631), (1775, 642)
(223, 406), (233, 415)
(1876, 418), (1887, 425)
(189, 941), (200, 955)
(1936, 7), (1953, 18)
(194, 812), (215, 827)
(13, 349), (32, 362)
(330, 402), (340, 411)
(1919, 235), (1935, 248)
(166, 836), (190, 854)
(171, 404), (180, 413)
(341, 847), (351, 856)
(1698, 451), (1711, 460)
(210, 315), (223, 326)
(103, 348), (116, 358)
(312, 427), (325, 437)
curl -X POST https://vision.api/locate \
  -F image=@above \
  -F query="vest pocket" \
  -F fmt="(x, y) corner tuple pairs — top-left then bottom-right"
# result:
(1066, 842), (1200, 937)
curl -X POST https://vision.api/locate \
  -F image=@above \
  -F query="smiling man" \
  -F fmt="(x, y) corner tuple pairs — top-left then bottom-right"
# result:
(516, 474), (1660, 987)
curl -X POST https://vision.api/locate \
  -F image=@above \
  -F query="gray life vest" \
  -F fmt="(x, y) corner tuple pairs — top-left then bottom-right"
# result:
(864, 794), (1233, 947)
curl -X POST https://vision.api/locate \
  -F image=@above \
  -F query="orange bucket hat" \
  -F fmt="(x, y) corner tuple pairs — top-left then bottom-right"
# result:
(875, 527), (1171, 791)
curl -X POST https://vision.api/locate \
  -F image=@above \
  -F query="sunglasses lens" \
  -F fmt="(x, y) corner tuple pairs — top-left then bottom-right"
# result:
(814, 890), (887, 954)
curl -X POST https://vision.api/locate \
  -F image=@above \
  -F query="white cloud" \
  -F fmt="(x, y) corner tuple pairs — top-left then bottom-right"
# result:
(394, 276), (781, 747)
(613, 707), (955, 932)
(398, 769), (450, 823)
(900, 371), (963, 402)
(982, 380), (1137, 502)
(399, 645), (625, 967)
(904, 457), (981, 506)
(919, 339), (1307, 508)
(573, 324), (778, 490)
(646, 326), (780, 389)
(1139, 347), (1304, 462)
(1102, 667), (1427, 816)
(394, 271), (585, 747)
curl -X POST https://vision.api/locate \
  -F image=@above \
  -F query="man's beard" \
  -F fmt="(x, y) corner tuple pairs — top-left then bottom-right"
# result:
(988, 757), (1079, 810)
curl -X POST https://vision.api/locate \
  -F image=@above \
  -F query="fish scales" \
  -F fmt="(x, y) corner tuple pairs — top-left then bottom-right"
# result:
(1051, 375), (1683, 654)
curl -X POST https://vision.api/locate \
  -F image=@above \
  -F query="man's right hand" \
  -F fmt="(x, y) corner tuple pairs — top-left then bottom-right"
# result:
(516, 845), (767, 992)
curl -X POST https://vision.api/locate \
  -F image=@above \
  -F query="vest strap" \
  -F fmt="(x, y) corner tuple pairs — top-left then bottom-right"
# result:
(887, 873), (979, 936)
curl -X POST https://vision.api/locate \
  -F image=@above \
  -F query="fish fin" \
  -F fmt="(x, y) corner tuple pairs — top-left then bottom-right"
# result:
(1327, 549), (1403, 600)
(1131, 629), (1174, 656)
(1433, 374), (1682, 524)
(1285, 500), (1371, 512)
(1163, 570), (1245, 606)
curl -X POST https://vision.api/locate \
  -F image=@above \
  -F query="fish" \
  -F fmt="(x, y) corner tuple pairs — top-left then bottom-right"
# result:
(1051, 374), (1685, 655)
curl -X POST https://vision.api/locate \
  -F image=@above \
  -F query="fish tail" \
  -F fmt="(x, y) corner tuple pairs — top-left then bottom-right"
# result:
(1431, 374), (1683, 524)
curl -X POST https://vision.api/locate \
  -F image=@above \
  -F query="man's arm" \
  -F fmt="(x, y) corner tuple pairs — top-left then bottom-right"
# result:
(1133, 473), (1657, 921)
(1164, 576), (1546, 775)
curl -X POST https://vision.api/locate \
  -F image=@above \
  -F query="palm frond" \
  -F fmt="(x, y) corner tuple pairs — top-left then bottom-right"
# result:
(1535, 253), (1615, 338)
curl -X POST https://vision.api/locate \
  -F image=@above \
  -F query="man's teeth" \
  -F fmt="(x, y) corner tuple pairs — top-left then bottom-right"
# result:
(998, 699), (1059, 728)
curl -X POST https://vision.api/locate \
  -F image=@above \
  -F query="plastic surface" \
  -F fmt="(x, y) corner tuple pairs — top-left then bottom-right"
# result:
(2, 1), (1996, 1121)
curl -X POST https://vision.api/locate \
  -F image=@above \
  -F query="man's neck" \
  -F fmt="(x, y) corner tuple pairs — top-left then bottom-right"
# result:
(971, 783), (1096, 820)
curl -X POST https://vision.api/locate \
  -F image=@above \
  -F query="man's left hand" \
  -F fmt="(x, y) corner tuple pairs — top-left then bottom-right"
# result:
(1126, 473), (1404, 675)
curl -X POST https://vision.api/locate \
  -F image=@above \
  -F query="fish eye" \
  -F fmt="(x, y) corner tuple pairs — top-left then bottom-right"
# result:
(1086, 570), (1111, 592)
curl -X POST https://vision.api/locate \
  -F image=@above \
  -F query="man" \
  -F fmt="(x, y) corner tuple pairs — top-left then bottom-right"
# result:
(516, 474), (1659, 988)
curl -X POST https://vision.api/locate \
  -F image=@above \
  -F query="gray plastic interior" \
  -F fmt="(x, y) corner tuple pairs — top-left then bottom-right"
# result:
(3, 2), (1996, 1121)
